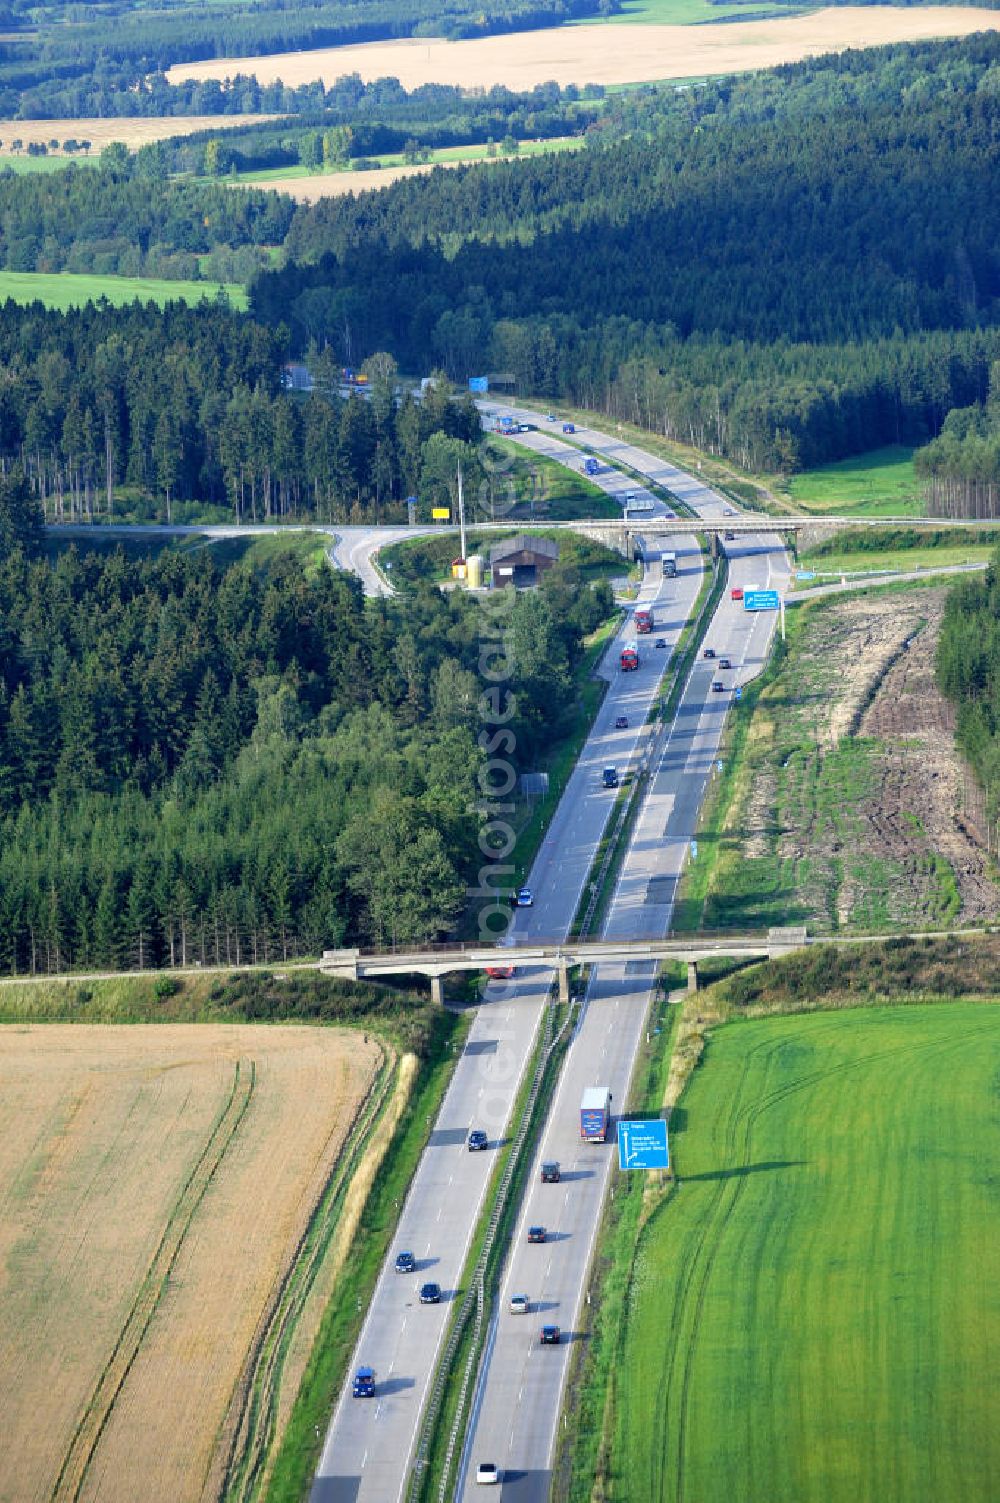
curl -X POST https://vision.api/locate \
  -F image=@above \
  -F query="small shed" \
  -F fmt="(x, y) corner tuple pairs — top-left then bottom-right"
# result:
(489, 535), (559, 589)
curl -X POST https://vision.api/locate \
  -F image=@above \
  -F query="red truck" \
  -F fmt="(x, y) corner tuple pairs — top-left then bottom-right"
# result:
(635, 609), (653, 634)
(620, 644), (639, 672)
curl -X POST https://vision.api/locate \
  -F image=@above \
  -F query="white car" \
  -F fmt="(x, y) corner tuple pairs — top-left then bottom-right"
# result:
(477, 1462), (501, 1485)
(510, 1293), (530, 1314)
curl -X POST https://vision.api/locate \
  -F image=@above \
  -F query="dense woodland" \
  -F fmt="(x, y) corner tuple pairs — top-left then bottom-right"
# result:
(0, 519), (612, 973)
(916, 362), (1000, 516)
(0, 0), (607, 118)
(937, 550), (1000, 812)
(0, 153), (294, 281)
(252, 35), (1000, 472)
(0, 303), (488, 523)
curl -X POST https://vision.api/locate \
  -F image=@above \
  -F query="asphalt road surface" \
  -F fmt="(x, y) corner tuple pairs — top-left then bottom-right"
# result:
(455, 411), (790, 1503)
(312, 473), (702, 1503)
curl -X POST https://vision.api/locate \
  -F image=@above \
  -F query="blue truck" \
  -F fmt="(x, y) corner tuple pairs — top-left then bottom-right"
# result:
(583, 457), (601, 476)
(580, 1086), (612, 1142)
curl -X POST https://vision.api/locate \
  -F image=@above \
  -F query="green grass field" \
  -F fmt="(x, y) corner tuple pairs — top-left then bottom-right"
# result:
(0, 154), (96, 174)
(613, 1002), (1000, 1503)
(230, 134), (584, 184)
(0, 269), (247, 311)
(788, 445), (921, 516)
(571, 0), (795, 24)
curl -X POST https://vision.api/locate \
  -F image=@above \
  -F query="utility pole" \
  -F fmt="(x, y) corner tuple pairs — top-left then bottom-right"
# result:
(457, 461), (467, 560)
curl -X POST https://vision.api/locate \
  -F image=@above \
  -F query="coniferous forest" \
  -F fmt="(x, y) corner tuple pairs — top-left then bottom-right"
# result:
(0, 500), (612, 972)
(253, 35), (1000, 473)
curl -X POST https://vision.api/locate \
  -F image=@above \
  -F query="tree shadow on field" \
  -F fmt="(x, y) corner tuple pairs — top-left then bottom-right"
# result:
(681, 1159), (805, 1183)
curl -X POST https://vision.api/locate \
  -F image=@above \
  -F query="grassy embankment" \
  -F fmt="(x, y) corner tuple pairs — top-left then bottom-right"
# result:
(0, 268), (247, 310)
(229, 134), (585, 184)
(793, 524), (997, 587)
(607, 963), (1000, 1503)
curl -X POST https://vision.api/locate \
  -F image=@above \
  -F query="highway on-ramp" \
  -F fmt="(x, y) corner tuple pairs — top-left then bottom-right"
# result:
(312, 474), (701, 1502)
(456, 414), (790, 1503)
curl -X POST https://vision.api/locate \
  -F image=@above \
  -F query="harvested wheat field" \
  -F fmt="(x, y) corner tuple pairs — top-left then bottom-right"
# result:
(246, 160), (446, 201)
(169, 7), (1000, 93)
(0, 116), (280, 156)
(0, 1023), (384, 1503)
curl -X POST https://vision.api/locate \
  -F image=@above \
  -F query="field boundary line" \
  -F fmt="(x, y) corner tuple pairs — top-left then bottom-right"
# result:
(50, 1058), (257, 1503)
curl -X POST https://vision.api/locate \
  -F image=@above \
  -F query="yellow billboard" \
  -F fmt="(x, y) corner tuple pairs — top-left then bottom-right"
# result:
(431, 507), (451, 520)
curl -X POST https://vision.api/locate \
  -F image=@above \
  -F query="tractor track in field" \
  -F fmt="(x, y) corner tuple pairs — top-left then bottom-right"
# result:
(50, 1059), (256, 1503)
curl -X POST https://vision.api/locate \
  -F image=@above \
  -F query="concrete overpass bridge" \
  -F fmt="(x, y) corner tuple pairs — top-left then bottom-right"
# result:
(322, 926), (811, 1002)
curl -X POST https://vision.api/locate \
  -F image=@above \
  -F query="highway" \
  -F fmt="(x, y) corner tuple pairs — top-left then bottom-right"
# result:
(455, 408), (790, 1502)
(312, 467), (702, 1502)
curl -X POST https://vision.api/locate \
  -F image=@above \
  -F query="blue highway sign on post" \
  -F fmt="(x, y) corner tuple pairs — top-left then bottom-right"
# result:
(744, 589), (780, 611)
(618, 1119), (669, 1171)
(468, 376), (489, 393)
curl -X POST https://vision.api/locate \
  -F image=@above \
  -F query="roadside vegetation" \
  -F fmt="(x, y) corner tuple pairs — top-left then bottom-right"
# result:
(674, 585), (1000, 935)
(793, 525), (998, 586)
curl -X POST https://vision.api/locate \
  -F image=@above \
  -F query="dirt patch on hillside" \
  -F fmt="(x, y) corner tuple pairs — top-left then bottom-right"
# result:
(718, 589), (1000, 932)
(858, 599), (999, 923)
(169, 8), (1000, 92)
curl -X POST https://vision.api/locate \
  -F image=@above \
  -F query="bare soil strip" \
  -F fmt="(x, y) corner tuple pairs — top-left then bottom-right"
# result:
(168, 8), (1000, 93)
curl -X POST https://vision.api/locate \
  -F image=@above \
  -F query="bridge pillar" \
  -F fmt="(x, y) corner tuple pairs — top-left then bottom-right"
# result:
(687, 961), (699, 994)
(430, 975), (443, 1006)
(557, 960), (570, 1004)
(710, 531), (721, 560)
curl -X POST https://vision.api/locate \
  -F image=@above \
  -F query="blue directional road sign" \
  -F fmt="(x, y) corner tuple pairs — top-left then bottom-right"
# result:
(468, 376), (489, 393)
(618, 1118), (669, 1171)
(744, 589), (780, 611)
(796, 571), (816, 581)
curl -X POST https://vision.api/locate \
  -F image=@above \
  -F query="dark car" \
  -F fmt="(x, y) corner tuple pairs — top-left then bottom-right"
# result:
(353, 1366), (376, 1398)
(420, 1281), (442, 1304)
(540, 1161), (561, 1183)
(718, 657), (732, 670)
(655, 638), (667, 649)
(724, 529), (736, 540)
(394, 1250), (415, 1274)
(527, 1225), (547, 1244)
(703, 647), (716, 659)
(540, 1325), (561, 1344)
(712, 681), (725, 693)
(468, 1129), (489, 1151)
(615, 715), (629, 729)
